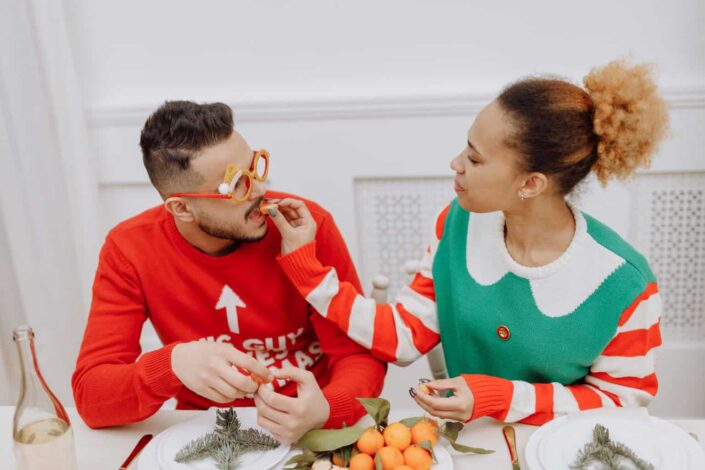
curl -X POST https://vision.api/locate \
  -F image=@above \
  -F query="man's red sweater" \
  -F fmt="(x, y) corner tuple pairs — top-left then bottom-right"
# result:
(72, 191), (386, 429)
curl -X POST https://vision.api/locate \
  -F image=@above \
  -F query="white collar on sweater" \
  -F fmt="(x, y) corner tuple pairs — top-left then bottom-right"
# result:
(465, 203), (625, 317)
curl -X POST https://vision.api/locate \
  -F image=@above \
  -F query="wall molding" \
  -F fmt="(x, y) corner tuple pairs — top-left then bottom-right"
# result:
(86, 86), (705, 128)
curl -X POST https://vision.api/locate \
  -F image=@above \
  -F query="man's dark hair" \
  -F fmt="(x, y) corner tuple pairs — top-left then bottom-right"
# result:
(140, 101), (234, 198)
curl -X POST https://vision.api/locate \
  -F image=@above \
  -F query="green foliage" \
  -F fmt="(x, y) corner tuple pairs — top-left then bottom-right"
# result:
(175, 408), (280, 470)
(296, 426), (365, 452)
(570, 424), (654, 470)
(439, 421), (494, 455)
(357, 398), (391, 428)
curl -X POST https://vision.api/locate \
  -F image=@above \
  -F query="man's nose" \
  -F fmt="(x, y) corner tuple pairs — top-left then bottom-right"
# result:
(249, 178), (267, 199)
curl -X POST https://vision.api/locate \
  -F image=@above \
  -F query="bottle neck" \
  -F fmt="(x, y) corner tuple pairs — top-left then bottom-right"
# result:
(13, 327), (69, 425)
(15, 330), (41, 397)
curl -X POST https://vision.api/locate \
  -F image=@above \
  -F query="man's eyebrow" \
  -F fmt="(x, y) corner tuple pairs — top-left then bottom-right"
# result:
(467, 140), (484, 158)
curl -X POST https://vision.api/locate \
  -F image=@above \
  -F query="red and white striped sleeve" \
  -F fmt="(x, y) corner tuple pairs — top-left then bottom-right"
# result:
(464, 282), (662, 425)
(277, 205), (451, 364)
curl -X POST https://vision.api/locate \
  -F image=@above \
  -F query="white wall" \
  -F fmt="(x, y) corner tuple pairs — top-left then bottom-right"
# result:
(7, 0), (703, 414)
(65, 0), (704, 107)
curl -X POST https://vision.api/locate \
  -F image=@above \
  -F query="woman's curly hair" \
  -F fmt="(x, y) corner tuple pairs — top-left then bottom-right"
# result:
(585, 60), (669, 185)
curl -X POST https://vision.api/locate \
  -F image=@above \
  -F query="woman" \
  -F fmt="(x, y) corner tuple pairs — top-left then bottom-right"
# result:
(267, 60), (669, 425)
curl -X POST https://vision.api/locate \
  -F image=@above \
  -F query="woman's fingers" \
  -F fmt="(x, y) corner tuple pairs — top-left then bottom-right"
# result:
(412, 392), (464, 420)
(425, 378), (460, 392)
(267, 199), (317, 254)
(277, 199), (314, 224)
(414, 387), (462, 411)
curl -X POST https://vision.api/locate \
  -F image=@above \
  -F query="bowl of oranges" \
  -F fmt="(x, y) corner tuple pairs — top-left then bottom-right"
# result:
(284, 398), (493, 470)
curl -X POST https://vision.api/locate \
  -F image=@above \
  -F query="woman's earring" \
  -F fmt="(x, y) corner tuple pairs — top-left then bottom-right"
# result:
(519, 191), (526, 201)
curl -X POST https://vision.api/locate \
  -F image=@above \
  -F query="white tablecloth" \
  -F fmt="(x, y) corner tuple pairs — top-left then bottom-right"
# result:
(1, 406), (703, 469)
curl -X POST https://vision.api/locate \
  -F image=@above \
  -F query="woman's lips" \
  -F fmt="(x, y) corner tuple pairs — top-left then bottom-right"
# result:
(454, 181), (465, 192)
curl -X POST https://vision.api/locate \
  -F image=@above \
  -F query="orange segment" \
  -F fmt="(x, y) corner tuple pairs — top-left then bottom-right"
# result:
(235, 366), (270, 385)
(251, 372), (270, 385)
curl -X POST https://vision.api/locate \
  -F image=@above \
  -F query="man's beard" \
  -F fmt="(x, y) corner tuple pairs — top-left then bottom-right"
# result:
(197, 198), (267, 243)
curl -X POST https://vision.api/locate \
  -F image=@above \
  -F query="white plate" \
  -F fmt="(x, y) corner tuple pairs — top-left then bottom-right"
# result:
(525, 412), (705, 470)
(139, 409), (454, 470)
(141, 441), (453, 470)
(138, 409), (290, 470)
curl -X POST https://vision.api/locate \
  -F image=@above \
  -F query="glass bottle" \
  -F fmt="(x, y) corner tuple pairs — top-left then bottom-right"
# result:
(12, 326), (77, 470)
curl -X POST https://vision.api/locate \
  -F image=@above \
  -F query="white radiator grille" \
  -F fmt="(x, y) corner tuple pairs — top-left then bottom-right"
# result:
(631, 172), (705, 341)
(354, 176), (454, 297)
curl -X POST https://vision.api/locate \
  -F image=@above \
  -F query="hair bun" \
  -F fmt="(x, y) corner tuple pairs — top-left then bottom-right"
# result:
(583, 60), (669, 184)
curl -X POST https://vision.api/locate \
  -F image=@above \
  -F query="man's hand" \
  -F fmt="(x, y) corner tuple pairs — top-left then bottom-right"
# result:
(267, 199), (317, 255)
(411, 376), (475, 422)
(171, 341), (272, 403)
(254, 366), (330, 443)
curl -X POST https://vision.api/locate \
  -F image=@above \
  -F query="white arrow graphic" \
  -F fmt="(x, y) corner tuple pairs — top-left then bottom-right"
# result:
(215, 285), (246, 334)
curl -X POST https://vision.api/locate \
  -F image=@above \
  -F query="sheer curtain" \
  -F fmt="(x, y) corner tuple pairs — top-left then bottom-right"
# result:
(0, 0), (100, 405)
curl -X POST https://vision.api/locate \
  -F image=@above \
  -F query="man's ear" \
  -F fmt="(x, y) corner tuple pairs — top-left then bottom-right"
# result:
(164, 197), (196, 223)
(519, 172), (549, 200)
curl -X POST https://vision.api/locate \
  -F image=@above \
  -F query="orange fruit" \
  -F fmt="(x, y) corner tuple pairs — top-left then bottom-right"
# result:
(377, 446), (404, 470)
(410, 420), (438, 446)
(349, 452), (375, 470)
(419, 384), (431, 394)
(403, 445), (433, 470)
(383, 422), (412, 451)
(396, 467), (414, 470)
(356, 428), (385, 455)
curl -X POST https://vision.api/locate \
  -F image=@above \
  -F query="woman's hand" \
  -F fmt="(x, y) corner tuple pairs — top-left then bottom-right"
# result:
(410, 377), (475, 422)
(267, 198), (318, 254)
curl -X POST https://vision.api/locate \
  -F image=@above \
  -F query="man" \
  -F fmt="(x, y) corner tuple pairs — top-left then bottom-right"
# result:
(72, 101), (386, 442)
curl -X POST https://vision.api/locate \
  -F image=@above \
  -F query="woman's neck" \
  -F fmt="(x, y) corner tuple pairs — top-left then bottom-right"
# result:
(503, 196), (576, 267)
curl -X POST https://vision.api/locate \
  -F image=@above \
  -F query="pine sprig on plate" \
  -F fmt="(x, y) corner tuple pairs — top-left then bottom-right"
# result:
(175, 408), (280, 470)
(570, 423), (654, 470)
